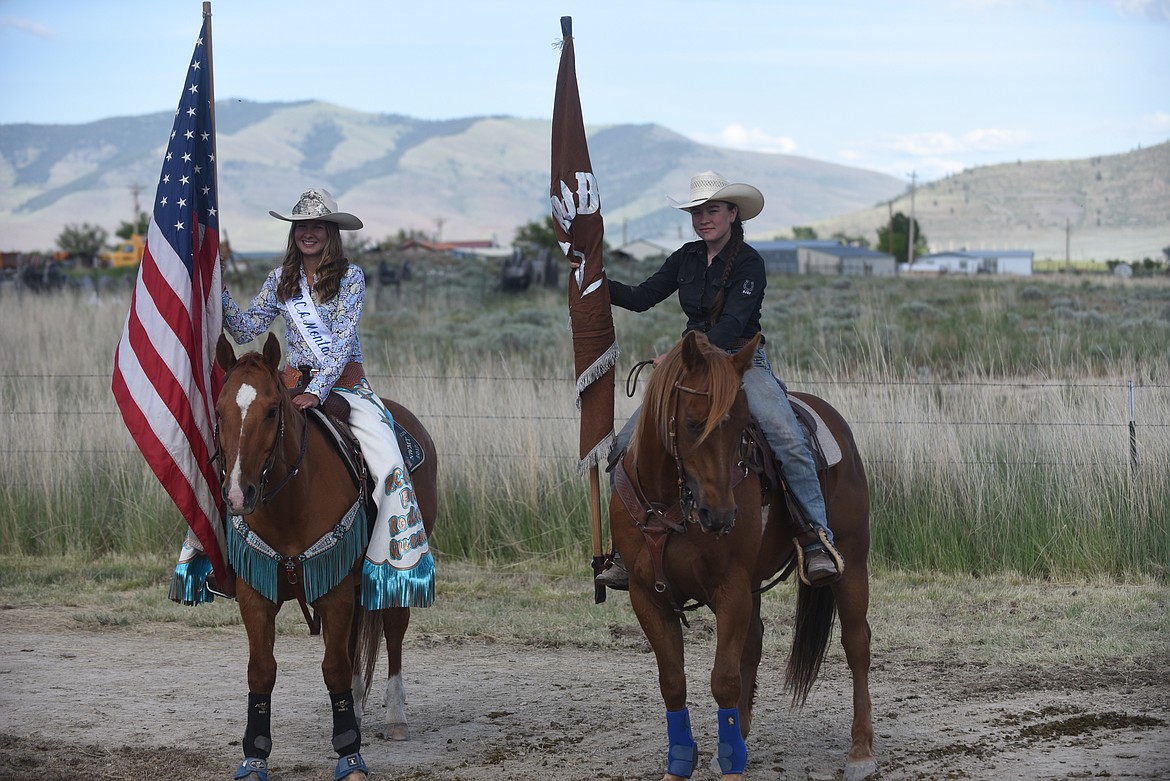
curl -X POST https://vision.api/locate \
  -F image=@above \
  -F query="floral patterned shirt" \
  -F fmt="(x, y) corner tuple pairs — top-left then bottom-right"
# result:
(222, 264), (366, 400)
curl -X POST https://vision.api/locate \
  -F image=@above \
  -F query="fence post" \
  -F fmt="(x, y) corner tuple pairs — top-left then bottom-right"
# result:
(1128, 380), (1138, 473)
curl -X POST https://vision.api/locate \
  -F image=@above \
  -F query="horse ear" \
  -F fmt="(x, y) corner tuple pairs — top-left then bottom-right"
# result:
(262, 332), (282, 370)
(732, 333), (762, 375)
(216, 333), (236, 371)
(681, 330), (703, 369)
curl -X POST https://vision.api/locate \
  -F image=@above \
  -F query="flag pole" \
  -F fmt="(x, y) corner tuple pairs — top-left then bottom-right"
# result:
(200, 1), (236, 594)
(202, 2), (237, 289)
(560, 15), (607, 601)
(553, 14), (613, 604)
(589, 463), (605, 602)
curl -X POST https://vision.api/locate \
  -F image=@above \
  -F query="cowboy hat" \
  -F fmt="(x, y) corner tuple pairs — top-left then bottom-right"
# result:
(269, 188), (363, 230)
(669, 171), (764, 221)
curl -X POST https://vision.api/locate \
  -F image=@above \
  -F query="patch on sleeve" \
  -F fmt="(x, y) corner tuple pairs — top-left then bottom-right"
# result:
(740, 280), (755, 296)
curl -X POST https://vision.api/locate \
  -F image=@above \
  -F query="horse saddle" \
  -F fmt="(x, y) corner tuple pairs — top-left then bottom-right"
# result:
(281, 364), (426, 480)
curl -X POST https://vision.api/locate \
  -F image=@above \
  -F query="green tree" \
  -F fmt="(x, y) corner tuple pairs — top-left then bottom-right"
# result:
(56, 223), (109, 258)
(831, 231), (870, 249)
(792, 226), (818, 240)
(382, 228), (431, 249)
(877, 212), (928, 265)
(115, 212), (150, 240)
(514, 216), (560, 252)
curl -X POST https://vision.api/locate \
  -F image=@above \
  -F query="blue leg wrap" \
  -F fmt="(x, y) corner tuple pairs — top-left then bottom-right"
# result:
(665, 708), (698, 778)
(716, 707), (747, 775)
(233, 757), (268, 781)
(334, 752), (368, 780)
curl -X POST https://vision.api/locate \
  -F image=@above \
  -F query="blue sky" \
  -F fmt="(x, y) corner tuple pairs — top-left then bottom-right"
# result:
(1, 0), (1167, 182)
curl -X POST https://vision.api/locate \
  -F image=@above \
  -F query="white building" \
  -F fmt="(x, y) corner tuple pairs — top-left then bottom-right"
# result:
(907, 250), (1034, 276)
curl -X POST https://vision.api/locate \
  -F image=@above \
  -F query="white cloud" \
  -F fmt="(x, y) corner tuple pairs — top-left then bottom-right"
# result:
(694, 123), (799, 155)
(883, 128), (1032, 157)
(1143, 111), (1170, 131)
(1109, 0), (1170, 23)
(0, 17), (55, 39)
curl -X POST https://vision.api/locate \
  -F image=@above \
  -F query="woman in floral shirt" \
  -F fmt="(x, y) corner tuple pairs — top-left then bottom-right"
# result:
(220, 187), (434, 612)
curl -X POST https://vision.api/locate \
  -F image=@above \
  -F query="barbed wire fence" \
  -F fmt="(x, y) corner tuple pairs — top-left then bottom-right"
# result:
(2, 373), (1167, 470)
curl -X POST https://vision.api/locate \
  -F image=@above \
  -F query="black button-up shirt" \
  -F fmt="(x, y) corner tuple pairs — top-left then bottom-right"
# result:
(608, 239), (766, 350)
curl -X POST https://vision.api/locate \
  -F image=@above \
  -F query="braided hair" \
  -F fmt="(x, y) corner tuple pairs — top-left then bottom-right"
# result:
(274, 223), (349, 303)
(707, 209), (745, 328)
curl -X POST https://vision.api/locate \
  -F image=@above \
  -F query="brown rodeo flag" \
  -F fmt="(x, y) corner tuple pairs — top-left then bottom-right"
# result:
(551, 18), (617, 474)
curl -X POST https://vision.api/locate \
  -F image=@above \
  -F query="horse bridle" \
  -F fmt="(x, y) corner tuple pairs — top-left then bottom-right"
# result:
(667, 378), (751, 530)
(211, 373), (310, 505)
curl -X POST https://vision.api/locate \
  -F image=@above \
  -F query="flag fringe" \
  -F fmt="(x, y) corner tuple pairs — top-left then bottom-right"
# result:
(575, 342), (620, 406)
(577, 430), (616, 476)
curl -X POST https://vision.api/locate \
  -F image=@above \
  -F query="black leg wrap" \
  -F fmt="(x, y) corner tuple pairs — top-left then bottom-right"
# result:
(330, 689), (362, 756)
(243, 693), (272, 759)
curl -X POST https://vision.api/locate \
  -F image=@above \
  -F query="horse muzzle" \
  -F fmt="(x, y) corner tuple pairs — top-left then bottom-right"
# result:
(224, 480), (260, 516)
(696, 504), (738, 535)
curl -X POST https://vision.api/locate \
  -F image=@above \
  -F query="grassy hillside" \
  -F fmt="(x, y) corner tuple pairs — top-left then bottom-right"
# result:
(0, 101), (903, 253)
(808, 141), (1170, 262)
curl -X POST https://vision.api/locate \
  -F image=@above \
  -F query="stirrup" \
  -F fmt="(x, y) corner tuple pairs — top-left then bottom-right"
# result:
(595, 553), (629, 591)
(793, 529), (844, 587)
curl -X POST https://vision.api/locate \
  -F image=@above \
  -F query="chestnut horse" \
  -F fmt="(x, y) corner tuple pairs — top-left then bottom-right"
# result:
(609, 331), (874, 780)
(214, 333), (438, 781)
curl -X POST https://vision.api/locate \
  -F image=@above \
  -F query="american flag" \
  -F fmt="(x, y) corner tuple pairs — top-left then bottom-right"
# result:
(112, 14), (227, 584)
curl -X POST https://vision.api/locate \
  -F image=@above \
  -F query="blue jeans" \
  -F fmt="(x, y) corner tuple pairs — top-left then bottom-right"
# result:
(739, 347), (833, 544)
(612, 346), (833, 544)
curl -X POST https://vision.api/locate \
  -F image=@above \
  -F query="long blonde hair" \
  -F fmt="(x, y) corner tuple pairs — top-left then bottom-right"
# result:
(275, 223), (348, 302)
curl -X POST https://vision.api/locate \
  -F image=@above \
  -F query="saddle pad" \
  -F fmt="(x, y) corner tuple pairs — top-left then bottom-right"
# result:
(788, 395), (843, 468)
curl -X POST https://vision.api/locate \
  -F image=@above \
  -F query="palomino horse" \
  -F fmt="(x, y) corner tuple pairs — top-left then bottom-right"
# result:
(214, 333), (438, 781)
(609, 331), (874, 781)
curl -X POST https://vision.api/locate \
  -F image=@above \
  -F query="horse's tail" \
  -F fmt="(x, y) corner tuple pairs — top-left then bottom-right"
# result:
(352, 603), (382, 702)
(784, 581), (837, 707)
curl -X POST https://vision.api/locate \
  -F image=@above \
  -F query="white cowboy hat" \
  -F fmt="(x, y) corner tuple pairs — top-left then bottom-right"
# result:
(669, 171), (764, 222)
(269, 188), (363, 230)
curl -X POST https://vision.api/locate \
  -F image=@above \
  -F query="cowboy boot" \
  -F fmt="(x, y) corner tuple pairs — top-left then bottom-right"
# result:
(595, 551), (629, 590)
(783, 485), (844, 586)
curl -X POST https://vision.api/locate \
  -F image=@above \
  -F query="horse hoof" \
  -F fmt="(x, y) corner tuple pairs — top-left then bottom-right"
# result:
(845, 759), (879, 781)
(382, 722), (408, 741)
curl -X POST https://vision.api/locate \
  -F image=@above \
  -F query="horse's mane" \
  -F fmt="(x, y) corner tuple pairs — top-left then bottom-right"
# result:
(633, 333), (743, 456)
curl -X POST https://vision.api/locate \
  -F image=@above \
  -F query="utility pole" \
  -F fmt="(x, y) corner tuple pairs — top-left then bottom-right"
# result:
(433, 217), (446, 244)
(907, 171), (917, 265)
(887, 199), (894, 259)
(129, 183), (143, 217)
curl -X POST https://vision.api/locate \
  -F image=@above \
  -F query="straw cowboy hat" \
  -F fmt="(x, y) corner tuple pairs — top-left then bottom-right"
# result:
(269, 188), (363, 230)
(669, 171), (764, 221)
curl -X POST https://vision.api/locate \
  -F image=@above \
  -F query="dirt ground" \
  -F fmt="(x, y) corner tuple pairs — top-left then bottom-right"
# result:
(0, 605), (1167, 781)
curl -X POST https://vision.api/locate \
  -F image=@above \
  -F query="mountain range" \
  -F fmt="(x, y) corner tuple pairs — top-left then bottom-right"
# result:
(1, 100), (1166, 260)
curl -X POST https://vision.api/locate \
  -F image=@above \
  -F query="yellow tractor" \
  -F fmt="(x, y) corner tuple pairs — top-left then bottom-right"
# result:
(104, 234), (145, 268)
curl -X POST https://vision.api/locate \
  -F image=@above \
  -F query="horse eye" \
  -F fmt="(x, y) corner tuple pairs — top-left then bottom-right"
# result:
(266, 406), (278, 420)
(686, 419), (704, 435)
